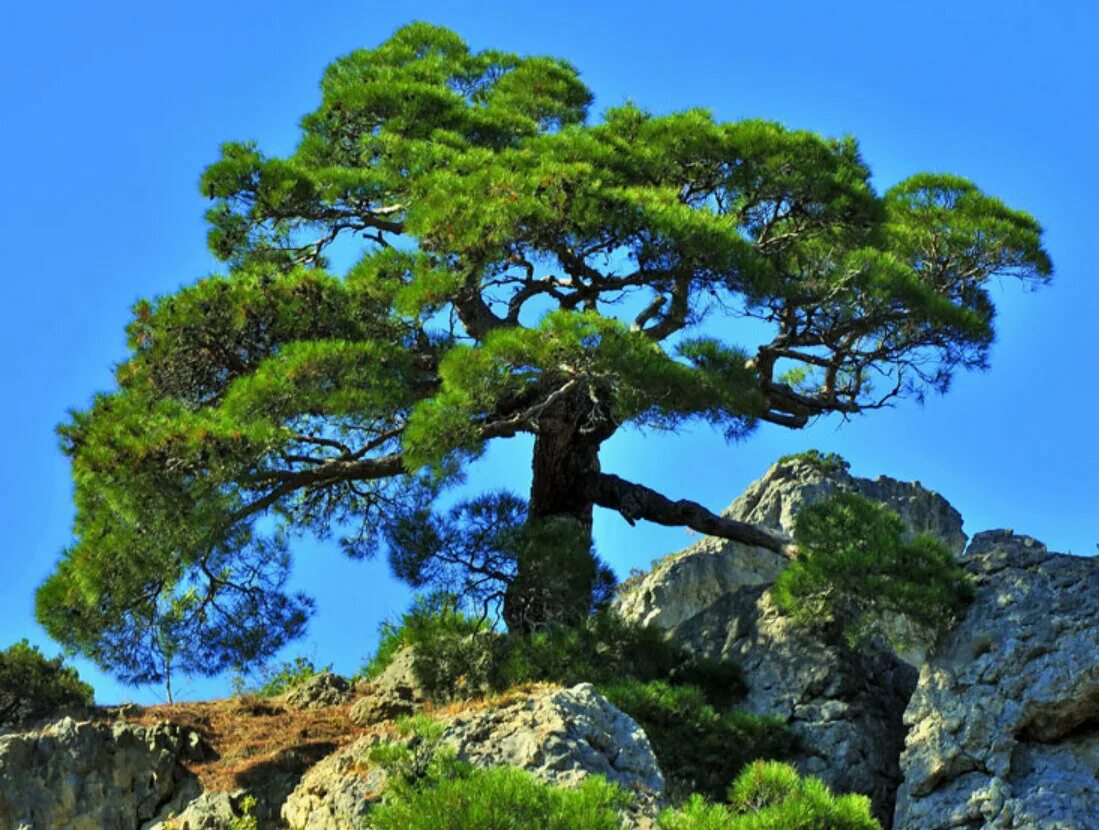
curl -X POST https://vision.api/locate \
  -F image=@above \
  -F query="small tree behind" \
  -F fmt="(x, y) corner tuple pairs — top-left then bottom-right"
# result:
(0, 640), (94, 727)
(773, 492), (974, 646)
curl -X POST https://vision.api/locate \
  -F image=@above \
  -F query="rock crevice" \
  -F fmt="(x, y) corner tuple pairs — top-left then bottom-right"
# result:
(894, 531), (1099, 830)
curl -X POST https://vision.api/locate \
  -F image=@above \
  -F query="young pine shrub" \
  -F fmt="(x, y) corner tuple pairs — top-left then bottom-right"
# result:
(0, 639), (94, 727)
(600, 680), (798, 802)
(359, 594), (503, 701)
(773, 492), (973, 648)
(495, 611), (746, 703)
(366, 766), (629, 830)
(365, 713), (629, 830)
(253, 656), (331, 697)
(658, 761), (880, 830)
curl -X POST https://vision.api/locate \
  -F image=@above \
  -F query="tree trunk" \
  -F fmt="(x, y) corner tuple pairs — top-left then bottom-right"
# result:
(503, 388), (613, 632)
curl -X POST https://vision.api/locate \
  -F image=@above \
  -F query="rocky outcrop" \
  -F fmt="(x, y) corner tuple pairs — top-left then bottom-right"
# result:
(611, 455), (966, 827)
(283, 672), (353, 711)
(349, 648), (426, 727)
(148, 791), (243, 829)
(0, 718), (206, 830)
(672, 587), (916, 827)
(443, 683), (663, 794)
(615, 455), (966, 632)
(283, 683), (662, 830)
(894, 531), (1099, 830)
(280, 734), (388, 830)
(730, 455), (967, 554)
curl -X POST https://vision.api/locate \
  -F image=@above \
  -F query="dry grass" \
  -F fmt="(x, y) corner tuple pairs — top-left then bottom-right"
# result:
(108, 682), (563, 793)
(124, 695), (370, 793)
(422, 682), (561, 719)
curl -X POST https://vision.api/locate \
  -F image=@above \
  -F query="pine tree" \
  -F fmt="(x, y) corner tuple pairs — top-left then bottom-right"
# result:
(38, 24), (1050, 681)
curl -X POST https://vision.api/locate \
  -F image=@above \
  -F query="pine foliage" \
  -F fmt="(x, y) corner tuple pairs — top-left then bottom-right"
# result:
(39, 22), (1049, 680)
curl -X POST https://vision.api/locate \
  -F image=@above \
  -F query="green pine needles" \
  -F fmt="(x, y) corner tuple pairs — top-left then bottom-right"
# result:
(39, 21), (1048, 684)
(0, 640), (95, 727)
(659, 761), (880, 830)
(773, 492), (974, 646)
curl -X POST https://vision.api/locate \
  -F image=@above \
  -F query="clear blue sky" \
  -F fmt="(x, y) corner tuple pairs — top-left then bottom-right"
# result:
(2, 1), (1095, 704)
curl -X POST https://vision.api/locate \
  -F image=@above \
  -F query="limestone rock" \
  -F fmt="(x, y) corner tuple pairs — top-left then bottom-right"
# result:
(349, 648), (426, 726)
(442, 683), (664, 795)
(894, 531), (1099, 830)
(280, 734), (388, 830)
(146, 791), (243, 829)
(609, 455), (966, 826)
(615, 455), (966, 633)
(284, 671), (353, 711)
(672, 587), (915, 827)
(730, 455), (967, 553)
(284, 683), (663, 829)
(0, 718), (203, 830)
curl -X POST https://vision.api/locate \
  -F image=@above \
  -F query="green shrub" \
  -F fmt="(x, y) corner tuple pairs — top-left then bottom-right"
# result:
(0, 639), (94, 727)
(366, 762), (628, 830)
(776, 450), (850, 476)
(361, 594), (491, 680)
(359, 594), (503, 701)
(773, 492), (973, 647)
(253, 656), (331, 697)
(496, 612), (746, 703)
(658, 761), (880, 829)
(365, 712), (630, 830)
(601, 680), (798, 802)
(227, 794), (258, 830)
(361, 598), (744, 708)
(367, 713), (456, 798)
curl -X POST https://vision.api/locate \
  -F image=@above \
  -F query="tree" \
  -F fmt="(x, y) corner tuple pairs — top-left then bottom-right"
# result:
(0, 640), (95, 727)
(37, 23), (1050, 680)
(773, 492), (974, 646)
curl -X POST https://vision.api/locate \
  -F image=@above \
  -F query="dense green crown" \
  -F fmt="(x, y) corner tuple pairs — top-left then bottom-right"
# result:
(38, 23), (1050, 682)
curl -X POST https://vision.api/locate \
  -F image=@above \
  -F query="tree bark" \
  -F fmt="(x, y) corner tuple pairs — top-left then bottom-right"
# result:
(503, 386), (614, 631)
(590, 473), (797, 557)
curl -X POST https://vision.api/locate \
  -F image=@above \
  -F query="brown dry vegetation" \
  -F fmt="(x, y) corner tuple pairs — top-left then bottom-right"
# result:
(112, 683), (563, 794)
(126, 696), (371, 793)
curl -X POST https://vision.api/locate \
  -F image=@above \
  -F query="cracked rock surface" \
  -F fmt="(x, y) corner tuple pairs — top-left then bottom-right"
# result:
(442, 682), (663, 794)
(0, 718), (204, 830)
(894, 530), (1099, 830)
(280, 733), (388, 830)
(671, 587), (916, 828)
(283, 671), (353, 711)
(282, 683), (663, 830)
(613, 456), (964, 827)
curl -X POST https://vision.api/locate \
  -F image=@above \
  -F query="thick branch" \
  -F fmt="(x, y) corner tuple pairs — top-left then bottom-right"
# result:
(642, 275), (692, 341)
(454, 269), (508, 338)
(231, 453), (405, 526)
(590, 473), (796, 557)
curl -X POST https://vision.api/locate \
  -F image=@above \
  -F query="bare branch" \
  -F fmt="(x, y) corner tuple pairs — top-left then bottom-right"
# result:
(590, 473), (796, 557)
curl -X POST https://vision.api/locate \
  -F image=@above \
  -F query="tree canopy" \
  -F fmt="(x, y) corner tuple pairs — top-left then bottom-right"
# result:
(37, 23), (1050, 682)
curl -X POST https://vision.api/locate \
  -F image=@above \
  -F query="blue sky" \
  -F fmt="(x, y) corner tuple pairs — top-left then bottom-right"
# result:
(2, 0), (1095, 704)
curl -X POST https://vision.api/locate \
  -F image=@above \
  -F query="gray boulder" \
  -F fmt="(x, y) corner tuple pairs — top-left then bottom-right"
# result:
(349, 648), (426, 727)
(147, 791), (243, 829)
(894, 531), (1099, 830)
(283, 683), (663, 830)
(0, 718), (204, 830)
(284, 671), (353, 711)
(442, 682), (663, 794)
(280, 733), (388, 830)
